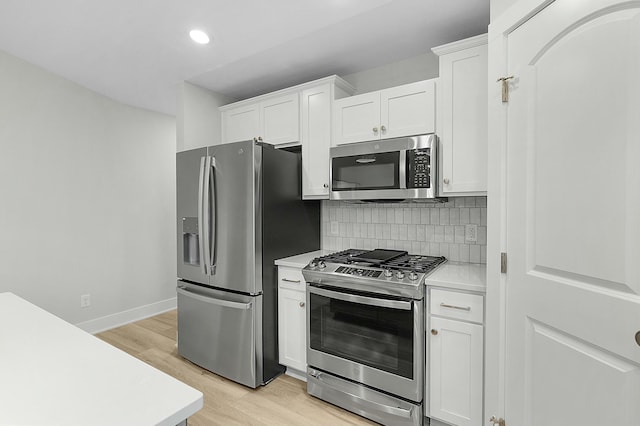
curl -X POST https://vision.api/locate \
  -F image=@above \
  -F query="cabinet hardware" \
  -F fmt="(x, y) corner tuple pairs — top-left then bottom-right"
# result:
(490, 415), (506, 426)
(380, 125), (386, 132)
(496, 76), (514, 103)
(440, 303), (471, 311)
(323, 183), (329, 188)
(431, 329), (438, 335)
(282, 278), (301, 284)
(443, 178), (450, 185)
(635, 331), (640, 347)
(299, 302), (305, 307)
(372, 127), (378, 133)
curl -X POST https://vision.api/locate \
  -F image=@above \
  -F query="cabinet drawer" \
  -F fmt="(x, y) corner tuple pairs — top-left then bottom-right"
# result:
(430, 288), (483, 323)
(278, 266), (306, 291)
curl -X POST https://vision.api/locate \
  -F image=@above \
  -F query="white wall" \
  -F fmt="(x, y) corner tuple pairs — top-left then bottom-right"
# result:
(176, 82), (236, 152)
(491, 0), (517, 21)
(342, 52), (439, 94)
(0, 49), (177, 331)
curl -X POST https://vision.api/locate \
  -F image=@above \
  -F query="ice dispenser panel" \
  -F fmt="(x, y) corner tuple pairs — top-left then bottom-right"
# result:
(182, 217), (199, 266)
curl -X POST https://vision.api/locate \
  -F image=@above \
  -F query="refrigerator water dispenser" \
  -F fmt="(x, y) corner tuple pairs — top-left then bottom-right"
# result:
(182, 217), (199, 265)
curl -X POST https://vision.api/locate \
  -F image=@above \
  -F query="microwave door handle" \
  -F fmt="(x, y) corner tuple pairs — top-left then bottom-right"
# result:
(197, 156), (207, 275)
(202, 156), (212, 275)
(209, 157), (217, 272)
(399, 149), (407, 189)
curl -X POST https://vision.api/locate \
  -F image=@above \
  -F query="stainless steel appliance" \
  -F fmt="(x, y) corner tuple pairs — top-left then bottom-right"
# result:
(302, 249), (446, 426)
(176, 140), (320, 388)
(330, 134), (438, 201)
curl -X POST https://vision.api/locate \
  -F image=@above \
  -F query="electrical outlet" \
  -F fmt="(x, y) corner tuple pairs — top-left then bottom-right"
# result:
(465, 224), (478, 243)
(80, 294), (91, 308)
(330, 221), (339, 236)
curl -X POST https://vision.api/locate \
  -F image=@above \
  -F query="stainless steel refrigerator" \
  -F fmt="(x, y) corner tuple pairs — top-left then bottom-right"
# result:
(176, 140), (320, 388)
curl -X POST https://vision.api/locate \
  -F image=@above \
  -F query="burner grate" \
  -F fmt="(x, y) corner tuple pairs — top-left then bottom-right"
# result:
(316, 249), (446, 273)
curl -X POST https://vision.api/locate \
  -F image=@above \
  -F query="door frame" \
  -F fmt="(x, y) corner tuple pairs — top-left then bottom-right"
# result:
(485, 0), (557, 422)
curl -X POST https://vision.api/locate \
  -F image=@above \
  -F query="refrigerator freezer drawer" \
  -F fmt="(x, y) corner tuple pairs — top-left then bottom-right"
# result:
(177, 283), (262, 388)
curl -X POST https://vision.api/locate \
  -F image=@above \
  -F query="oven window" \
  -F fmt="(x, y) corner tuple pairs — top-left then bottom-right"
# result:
(331, 152), (399, 191)
(309, 292), (413, 379)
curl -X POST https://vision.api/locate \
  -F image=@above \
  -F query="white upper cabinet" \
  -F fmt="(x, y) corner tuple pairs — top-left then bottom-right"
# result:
(259, 93), (300, 146)
(221, 93), (299, 147)
(301, 77), (354, 199)
(433, 34), (488, 196)
(333, 79), (436, 145)
(222, 103), (260, 144)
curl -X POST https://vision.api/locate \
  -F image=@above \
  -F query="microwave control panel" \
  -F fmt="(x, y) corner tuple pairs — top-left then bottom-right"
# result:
(406, 149), (431, 188)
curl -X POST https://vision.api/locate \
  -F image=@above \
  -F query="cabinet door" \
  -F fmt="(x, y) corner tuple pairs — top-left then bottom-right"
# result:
(429, 317), (483, 426)
(278, 287), (306, 372)
(222, 104), (260, 143)
(438, 43), (488, 195)
(333, 92), (381, 145)
(260, 93), (300, 146)
(301, 84), (332, 199)
(381, 80), (436, 139)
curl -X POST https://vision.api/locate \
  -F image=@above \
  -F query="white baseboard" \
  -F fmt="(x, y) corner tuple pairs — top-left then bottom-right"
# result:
(284, 367), (307, 382)
(75, 297), (177, 334)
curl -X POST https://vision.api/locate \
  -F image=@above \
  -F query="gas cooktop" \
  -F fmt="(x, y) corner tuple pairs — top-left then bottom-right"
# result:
(302, 248), (446, 299)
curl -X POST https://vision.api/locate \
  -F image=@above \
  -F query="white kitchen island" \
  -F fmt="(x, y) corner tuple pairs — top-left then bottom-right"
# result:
(0, 292), (203, 426)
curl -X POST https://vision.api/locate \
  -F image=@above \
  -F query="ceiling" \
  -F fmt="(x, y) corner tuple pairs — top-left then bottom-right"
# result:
(0, 0), (489, 115)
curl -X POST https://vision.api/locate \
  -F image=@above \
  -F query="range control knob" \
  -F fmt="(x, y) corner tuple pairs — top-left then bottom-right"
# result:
(355, 269), (364, 276)
(318, 261), (326, 269)
(395, 270), (405, 279)
(309, 259), (318, 268)
(384, 269), (394, 278)
(409, 271), (419, 281)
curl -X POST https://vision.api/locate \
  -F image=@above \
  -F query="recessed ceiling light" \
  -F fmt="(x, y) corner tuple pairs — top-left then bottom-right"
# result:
(189, 29), (210, 45)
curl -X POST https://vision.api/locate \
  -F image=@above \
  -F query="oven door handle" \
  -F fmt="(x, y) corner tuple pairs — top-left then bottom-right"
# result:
(309, 286), (412, 310)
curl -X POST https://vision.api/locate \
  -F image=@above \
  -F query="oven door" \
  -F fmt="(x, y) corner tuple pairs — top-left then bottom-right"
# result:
(307, 285), (423, 402)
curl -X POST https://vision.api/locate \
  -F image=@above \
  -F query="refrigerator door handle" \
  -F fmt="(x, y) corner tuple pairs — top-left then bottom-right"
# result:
(197, 156), (207, 275)
(210, 156), (217, 272)
(177, 286), (252, 310)
(202, 156), (213, 275)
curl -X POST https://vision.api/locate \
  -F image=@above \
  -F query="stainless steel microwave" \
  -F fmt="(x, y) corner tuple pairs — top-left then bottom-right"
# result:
(329, 134), (438, 201)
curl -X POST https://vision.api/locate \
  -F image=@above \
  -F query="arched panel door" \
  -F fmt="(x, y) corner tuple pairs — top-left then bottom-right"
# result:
(503, 1), (640, 425)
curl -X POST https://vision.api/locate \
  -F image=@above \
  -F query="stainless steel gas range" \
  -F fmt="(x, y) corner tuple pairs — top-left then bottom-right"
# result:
(302, 249), (446, 426)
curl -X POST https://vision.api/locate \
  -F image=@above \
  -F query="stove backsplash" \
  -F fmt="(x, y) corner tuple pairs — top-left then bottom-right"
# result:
(321, 197), (487, 263)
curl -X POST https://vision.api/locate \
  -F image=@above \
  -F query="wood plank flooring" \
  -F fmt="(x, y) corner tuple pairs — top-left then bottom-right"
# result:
(96, 310), (375, 426)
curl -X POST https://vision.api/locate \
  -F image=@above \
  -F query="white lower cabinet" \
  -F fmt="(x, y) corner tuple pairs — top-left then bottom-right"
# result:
(428, 288), (484, 426)
(277, 266), (307, 374)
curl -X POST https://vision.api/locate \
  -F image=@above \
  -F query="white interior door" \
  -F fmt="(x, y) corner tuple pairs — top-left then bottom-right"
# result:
(503, 1), (640, 425)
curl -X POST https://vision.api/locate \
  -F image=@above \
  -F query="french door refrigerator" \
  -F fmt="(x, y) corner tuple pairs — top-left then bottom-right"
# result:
(176, 140), (320, 388)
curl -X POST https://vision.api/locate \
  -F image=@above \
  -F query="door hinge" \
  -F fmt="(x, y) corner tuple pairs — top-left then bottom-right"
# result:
(500, 252), (507, 274)
(497, 76), (514, 102)
(490, 416), (506, 426)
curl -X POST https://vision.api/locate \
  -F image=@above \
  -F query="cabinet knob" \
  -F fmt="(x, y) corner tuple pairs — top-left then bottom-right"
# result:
(323, 183), (329, 188)
(299, 302), (305, 308)
(490, 416), (506, 426)
(257, 136), (263, 142)
(431, 329), (438, 335)
(380, 125), (386, 133)
(636, 331), (640, 347)
(443, 178), (450, 185)
(373, 127), (378, 133)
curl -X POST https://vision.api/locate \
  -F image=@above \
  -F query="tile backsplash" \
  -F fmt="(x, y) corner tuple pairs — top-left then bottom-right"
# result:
(321, 197), (487, 263)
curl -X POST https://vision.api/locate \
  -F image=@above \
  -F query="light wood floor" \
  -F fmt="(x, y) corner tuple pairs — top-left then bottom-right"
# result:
(96, 310), (375, 426)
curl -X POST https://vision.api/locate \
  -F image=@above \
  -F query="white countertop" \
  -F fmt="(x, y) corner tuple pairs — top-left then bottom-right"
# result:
(274, 249), (333, 269)
(425, 261), (487, 293)
(0, 292), (203, 426)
